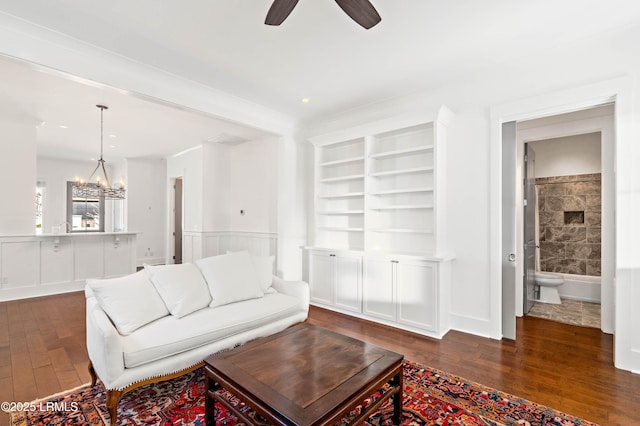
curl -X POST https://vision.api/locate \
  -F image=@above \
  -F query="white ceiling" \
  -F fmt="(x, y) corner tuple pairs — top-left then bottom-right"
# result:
(1, 0), (640, 161)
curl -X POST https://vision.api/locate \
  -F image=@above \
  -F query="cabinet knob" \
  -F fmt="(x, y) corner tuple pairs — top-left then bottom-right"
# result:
(391, 260), (399, 263)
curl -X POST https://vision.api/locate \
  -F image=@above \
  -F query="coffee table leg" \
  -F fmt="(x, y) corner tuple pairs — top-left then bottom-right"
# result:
(392, 368), (403, 424)
(205, 374), (217, 426)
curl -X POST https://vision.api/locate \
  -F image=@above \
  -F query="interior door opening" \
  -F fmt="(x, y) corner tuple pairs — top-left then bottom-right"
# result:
(507, 103), (615, 337)
(173, 177), (183, 264)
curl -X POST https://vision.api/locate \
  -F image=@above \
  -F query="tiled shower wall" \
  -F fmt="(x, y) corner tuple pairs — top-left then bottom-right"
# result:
(537, 173), (601, 276)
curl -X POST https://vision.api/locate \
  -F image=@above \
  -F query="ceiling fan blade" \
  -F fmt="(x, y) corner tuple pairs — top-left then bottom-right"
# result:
(265, 0), (300, 26)
(334, 0), (381, 29)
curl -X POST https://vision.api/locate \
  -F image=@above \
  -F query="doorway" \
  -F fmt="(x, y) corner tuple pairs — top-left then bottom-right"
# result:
(492, 77), (635, 371)
(515, 106), (614, 333)
(173, 177), (183, 264)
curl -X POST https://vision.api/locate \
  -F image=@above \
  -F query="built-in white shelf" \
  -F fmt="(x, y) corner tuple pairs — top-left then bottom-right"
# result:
(319, 192), (365, 199)
(318, 227), (365, 232)
(309, 107), (454, 340)
(368, 228), (434, 234)
(320, 156), (365, 167)
(318, 210), (365, 215)
(369, 205), (433, 211)
(369, 166), (433, 178)
(366, 248), (436, 258)
(368, 187), (433, 196)
(311, 105), (452, 256)
(320, 174), (365, 183)
(369, 145), (434, 160)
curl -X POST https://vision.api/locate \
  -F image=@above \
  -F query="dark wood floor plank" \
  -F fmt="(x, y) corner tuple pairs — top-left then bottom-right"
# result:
(32, 365), (60, 399)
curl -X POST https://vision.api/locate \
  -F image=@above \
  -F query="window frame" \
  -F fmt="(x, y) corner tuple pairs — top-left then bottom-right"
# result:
(66, 181), (105, 233)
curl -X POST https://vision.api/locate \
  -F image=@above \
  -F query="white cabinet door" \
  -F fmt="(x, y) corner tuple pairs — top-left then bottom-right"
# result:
(0, 242), (40, 288)
(396, 259), (437, 331)
(74, 237), (104, 280)
(334, 253), (362, 313)
(363, 257), (395, 321)
(104, 236), (133, 278)
(309, 251), (334, 305)
(41, 239), (73, 285)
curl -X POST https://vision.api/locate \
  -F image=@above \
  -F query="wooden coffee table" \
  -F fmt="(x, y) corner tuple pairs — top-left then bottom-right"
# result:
(204, 323), (404, 425)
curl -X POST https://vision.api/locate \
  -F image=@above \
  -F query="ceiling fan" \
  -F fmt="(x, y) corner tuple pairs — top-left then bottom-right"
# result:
(265, 0), (381, 29)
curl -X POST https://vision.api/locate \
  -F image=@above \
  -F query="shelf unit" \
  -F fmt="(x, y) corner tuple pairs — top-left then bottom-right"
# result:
(310, 106), (452, 257)
(366, 122), (439, 255)
(307, 105), (454, 339)
(314, 137), (366, 250)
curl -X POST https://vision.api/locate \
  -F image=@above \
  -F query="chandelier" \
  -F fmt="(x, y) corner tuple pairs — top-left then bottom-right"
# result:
(73, 105), (125, 200)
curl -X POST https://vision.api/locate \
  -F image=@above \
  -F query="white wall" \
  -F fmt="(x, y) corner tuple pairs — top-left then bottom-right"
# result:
(0, 120), (36, 235)
(202, 143), (231, 232)
(125, 157), (166, 265)
(229, 138), (278, 233)
(167, 141), (281, 264)
(528, 133), (601, 177)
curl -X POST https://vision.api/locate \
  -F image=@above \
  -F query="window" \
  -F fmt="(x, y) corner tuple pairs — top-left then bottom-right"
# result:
(67, 182), (105, 232)
(35, 181), (45, 234)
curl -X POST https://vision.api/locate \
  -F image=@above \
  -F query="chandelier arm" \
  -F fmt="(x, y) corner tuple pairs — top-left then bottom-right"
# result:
(86, 161), (102, 183)
(100, 159), (113, 189)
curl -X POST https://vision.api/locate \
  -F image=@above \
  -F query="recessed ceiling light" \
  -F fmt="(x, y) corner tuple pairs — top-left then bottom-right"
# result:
(301, 98), (310, 104)
(109, 145), (116, 149)
(109, 134), (117, 138)
(59, 125), (68, 129)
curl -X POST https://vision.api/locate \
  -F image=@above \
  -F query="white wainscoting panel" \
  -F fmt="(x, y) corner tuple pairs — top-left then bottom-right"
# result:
(74, 237), (105, 280)
(1, 241), (40, 289)
(41, 239), (74, 285)
(0, 233), (137, 301)
(182, 231), (277, 263)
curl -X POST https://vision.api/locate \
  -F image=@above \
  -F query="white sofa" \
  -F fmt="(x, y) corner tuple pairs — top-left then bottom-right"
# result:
(85, 251), (309, 425)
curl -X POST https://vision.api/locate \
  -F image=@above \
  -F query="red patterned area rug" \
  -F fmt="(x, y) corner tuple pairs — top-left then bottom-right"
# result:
(9, 360), (597, 425)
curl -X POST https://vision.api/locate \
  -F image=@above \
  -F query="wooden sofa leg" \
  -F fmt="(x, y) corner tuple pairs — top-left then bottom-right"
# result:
(88, 361), (97, 386)
(106, 389), (123, 426)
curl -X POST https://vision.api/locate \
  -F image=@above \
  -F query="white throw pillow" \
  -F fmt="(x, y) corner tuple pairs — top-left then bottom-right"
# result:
(87, 270), (169, 335)
(196, 251), (264, 307)
(145, 263), (212, 318)
(226, 251), (275, 292)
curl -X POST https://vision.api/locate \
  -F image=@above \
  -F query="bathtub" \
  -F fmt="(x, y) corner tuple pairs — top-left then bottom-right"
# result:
(556, 273), (601, 303)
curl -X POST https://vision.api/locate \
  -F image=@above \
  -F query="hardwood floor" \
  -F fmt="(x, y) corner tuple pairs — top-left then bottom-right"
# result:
(0, 292), (91, 426)
(1, 292), (639, 425)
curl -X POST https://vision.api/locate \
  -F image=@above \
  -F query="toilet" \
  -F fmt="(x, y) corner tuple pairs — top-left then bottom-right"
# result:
(534, 272), (564, 304)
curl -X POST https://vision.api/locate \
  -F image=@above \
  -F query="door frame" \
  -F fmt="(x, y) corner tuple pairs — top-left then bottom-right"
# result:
(489, 77), (632, 370)
(516, 112), (615, 329)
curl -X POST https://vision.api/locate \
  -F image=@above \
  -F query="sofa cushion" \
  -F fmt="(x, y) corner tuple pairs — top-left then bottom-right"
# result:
(87, 270), (169, 335)
(145, 263), (212, 318)
(252, 255), (275, 292)
(121, 292), (302, 368)
(196, 251), (264, 307)
(227, 251), (275, 293)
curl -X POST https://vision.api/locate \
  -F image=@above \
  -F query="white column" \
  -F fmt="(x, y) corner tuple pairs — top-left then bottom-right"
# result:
(0, 119), (37, 235)
(277, 135), (310, 280)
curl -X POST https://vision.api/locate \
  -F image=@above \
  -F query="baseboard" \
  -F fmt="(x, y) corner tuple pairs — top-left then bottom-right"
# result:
(449, 313), (498, 339)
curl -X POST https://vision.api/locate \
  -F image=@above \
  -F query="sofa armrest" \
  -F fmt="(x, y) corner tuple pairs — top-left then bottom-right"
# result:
(271, 276), (310, 311)
(85, 291), (125, 388)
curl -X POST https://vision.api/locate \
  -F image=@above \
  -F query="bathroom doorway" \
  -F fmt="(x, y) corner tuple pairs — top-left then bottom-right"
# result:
(515, 104), (614, 333)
